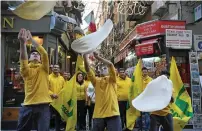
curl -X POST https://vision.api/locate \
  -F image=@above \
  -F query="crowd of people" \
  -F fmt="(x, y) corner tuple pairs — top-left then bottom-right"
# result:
(17, 28), (174, 131)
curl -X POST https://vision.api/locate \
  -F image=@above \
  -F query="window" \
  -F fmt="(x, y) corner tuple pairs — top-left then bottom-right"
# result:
(58, 43), (66, 72)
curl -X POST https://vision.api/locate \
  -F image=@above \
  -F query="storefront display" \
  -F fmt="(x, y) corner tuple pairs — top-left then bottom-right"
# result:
(189, 52), (202, 129)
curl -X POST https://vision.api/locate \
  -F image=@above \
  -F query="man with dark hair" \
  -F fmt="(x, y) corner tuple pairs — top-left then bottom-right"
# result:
(142, 67), (153, 90)
(117, 68), (131, 129)
(63, 72), (71, 81)
(84, 52), (122, 131)
(17, 28), (52, 131)
(149, 70), (174, 131)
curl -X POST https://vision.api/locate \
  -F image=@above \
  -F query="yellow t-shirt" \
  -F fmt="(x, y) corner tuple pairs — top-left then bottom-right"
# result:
(143, 75), (153, 91)
(49, 73), (65, 95)
(20, 46), (52, 105)
(76, 82), (86, 100)
(117, 77), (131, 101)
(87, 64), (120, 118)
(151, 88), (175, 116)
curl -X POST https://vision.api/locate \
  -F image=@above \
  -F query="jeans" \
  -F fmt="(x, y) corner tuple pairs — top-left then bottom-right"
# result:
(17, 104), (50, 131)
(92, 116), (122, 131)
(118, 101), (127, 128)
(77, 100), (87, 130)
(50, 105), (61, 131)
(149, 113), (173, 131)
(88, 103), (95, 129)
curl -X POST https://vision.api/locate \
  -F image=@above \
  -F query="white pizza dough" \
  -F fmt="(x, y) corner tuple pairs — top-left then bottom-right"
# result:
(71, 19), (113, 54)
(132, 75), (173, 112)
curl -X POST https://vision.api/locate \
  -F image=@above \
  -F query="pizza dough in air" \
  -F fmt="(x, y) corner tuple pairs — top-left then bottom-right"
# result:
(132, 75), (173, 112)
(12, 1), (56, 20)
(71, 19), (113, 54)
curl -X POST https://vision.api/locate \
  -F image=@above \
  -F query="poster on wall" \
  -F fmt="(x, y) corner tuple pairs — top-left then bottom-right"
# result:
(189, 52), (202, 129)
(194, 35), (202, 51)
(166, 29), (192, 49)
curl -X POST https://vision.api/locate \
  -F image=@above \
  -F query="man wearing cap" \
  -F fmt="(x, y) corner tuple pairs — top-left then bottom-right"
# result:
(83, 52), (122, 131)
(17, 28), (52, 131)
(117, 68), (131, 129)
(149, 70), (174, 131)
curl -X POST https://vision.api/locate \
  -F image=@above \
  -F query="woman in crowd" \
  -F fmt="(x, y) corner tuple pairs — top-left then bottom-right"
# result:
(76, 72), (87, 130)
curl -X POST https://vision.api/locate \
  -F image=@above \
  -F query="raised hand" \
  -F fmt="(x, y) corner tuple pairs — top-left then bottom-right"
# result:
(26, 30), (32, 41)
(18, 28), (30, 44)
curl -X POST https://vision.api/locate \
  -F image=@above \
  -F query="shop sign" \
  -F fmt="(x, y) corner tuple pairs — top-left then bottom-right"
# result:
(135, 43), (154, 56)
(166, 29), (192, 49)
(136, 20), (186, 38)
(194, 4), (202, 22)
(194, 35), (202, 51)
(2, 17), (14, 29)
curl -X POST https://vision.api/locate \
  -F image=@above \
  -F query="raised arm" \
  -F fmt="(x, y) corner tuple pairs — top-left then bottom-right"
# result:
(84, 54), (96, 86)
(27, 31), (49, 73)
(18, 29), (29, 78)
(93, 52), (116, 82)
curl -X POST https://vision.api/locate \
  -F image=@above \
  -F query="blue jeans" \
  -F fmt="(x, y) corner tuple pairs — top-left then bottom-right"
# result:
(17, 104), (50, 131)
(92, 116), (122, 131)
(149, 113), (173, 131)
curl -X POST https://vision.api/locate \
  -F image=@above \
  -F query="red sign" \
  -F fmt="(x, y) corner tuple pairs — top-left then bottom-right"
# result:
(135, 43), (154, 56)
(136, 20), (186, 38)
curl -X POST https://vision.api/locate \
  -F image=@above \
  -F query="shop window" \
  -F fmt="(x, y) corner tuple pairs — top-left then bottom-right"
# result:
(58, 43), (66, 72)
(48, 47), (55, 65)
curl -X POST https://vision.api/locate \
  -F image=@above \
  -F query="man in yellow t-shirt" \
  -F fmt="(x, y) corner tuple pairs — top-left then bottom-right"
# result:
(49, 64), (65, 131)
(17, 29), (52, 131)
(117, 68), (131, 129)
(150, 70), (174, 131)
(142, 67), (153, 91)
(84, 52), (121, 131)
(63, 72), (71, 81)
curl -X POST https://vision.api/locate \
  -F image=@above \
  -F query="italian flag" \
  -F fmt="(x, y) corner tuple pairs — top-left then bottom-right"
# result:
(84, 11), (97, 34)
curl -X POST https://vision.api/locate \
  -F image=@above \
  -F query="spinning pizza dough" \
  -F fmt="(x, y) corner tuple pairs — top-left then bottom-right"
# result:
(71, 19), (113, 54)
(132, 75), (173, 112)
(12, 1), (56, 20)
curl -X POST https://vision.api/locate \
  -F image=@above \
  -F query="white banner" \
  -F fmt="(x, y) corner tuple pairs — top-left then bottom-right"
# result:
(166, 29), (192, 49)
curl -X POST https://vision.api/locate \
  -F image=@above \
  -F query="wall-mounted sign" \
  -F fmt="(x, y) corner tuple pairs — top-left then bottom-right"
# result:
(166, 29), (192, 49)
(135, 43), (154, 56)
(2, 17), (15, 29)
(136, 20), (186, 38)
(194, 35), (202, 51)
(194, 4), (202, 22)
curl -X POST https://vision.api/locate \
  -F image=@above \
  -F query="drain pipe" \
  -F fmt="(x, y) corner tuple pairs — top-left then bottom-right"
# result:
(179, 1), (182, 20)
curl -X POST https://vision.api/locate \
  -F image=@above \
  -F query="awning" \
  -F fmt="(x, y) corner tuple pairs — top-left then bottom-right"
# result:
(135, 38), (158, 57)
(114, 47), (129, 64)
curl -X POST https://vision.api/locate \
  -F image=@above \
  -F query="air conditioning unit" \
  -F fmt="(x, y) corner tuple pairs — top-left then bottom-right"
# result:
(152, 1), (168, 16)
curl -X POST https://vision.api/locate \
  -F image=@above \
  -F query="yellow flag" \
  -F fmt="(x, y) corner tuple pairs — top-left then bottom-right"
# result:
(12, 1), (56, 20)
(51, 55), (87, 131)
(170, 57), (193, 131)
(126, 59), (143, 130)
